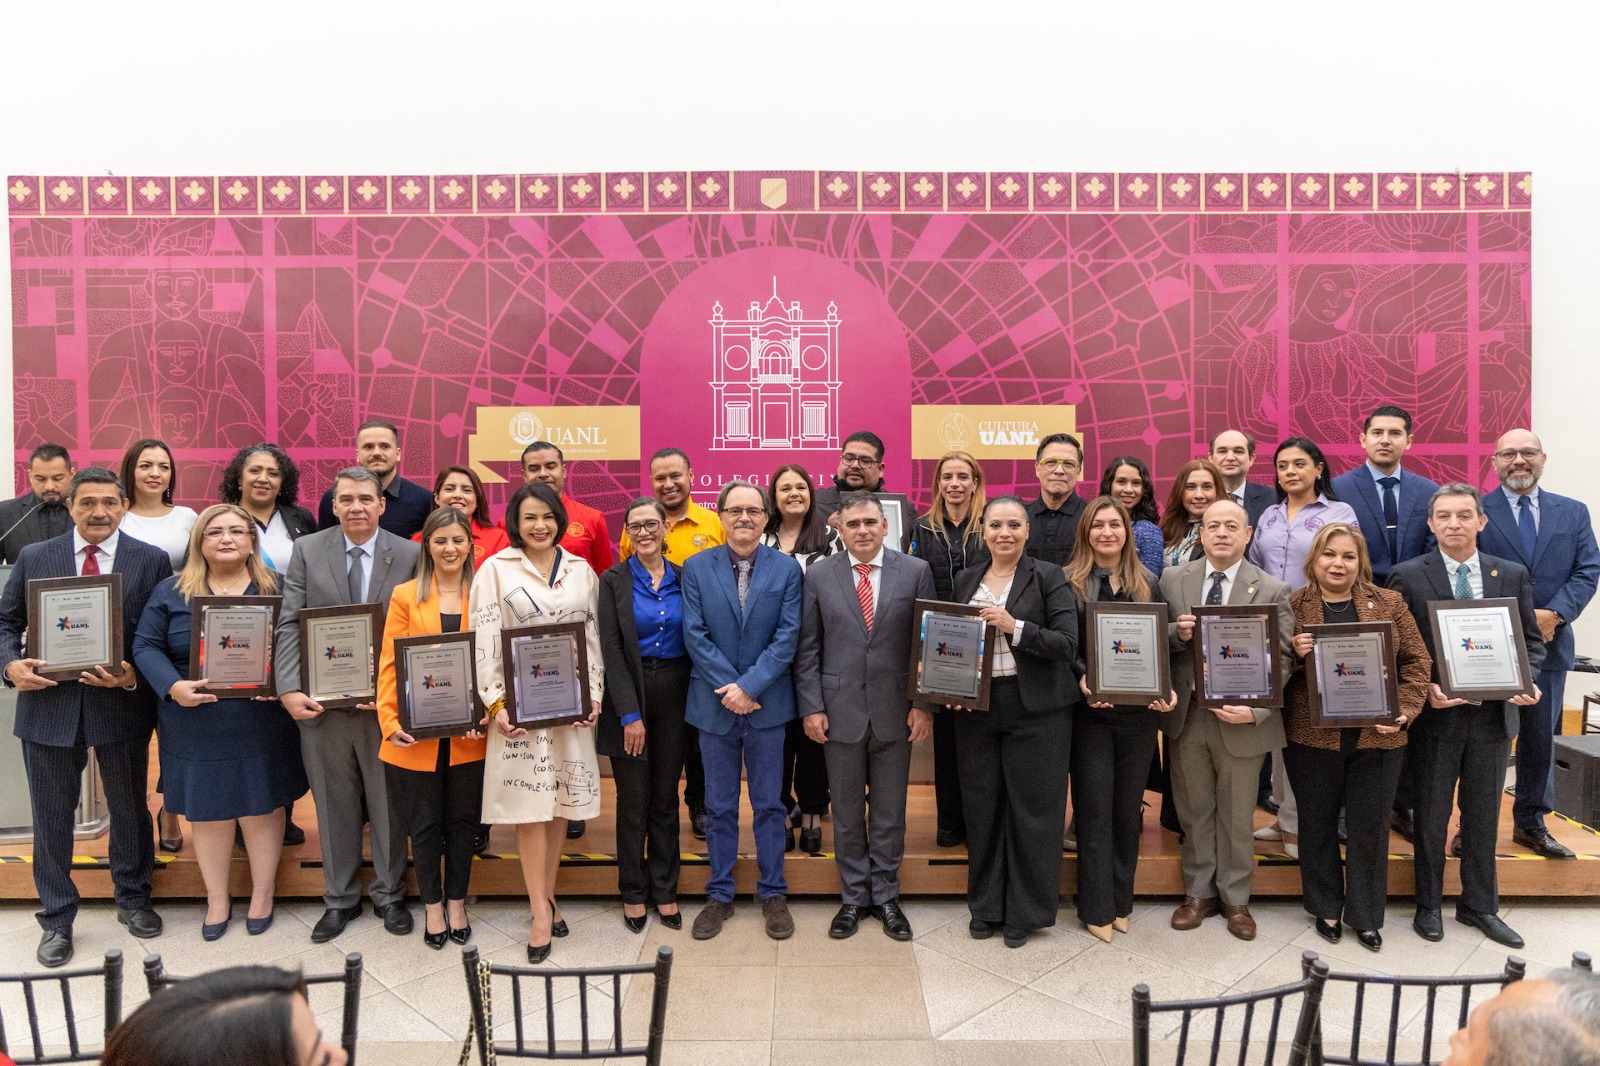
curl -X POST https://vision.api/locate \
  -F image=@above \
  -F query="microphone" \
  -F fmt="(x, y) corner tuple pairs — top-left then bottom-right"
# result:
(0, 499), (45, 545)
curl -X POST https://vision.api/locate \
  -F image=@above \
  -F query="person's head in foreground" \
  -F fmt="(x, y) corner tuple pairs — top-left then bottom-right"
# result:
(1442, 971), (1600, 1066)
(102, 964), (347, 1066)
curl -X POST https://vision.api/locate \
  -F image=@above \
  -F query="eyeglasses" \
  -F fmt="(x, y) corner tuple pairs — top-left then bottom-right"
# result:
(1037, 458), (1081, 472)
(625, 520), (664, 536)
(839, 453), (881, 467)
(721, 507), (766, 518)
(1493, 448), (1543, 462)
(202, 527), (252, 541)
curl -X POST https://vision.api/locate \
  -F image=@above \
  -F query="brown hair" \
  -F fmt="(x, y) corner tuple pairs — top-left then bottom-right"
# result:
(924, 451), (987, 549)
(1160, 459), (1226, 548)
(1301, 522), (1373, 589)
(1065, 496), (1153, 602)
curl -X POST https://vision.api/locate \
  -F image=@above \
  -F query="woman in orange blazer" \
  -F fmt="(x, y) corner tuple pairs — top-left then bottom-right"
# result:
(379, 507), (487, 949)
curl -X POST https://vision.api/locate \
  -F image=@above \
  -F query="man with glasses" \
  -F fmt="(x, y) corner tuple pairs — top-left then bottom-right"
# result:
(1476, 430), (1599, 860)
(682, 481), (803, 941)
(814, 431), (913, 550)
(1024, 432), (1088, 565)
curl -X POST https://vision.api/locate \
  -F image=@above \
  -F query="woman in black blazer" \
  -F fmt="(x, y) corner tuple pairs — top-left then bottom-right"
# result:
(597, 498), (691, 933)
(950, 495), (1081, 949)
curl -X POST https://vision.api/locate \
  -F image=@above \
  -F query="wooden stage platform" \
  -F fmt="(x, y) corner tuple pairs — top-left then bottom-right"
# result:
(3, 774), (1597, 903)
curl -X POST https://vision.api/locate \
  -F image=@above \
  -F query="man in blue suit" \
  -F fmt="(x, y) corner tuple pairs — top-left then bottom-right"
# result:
(682, 480), (803, 941)
(1332, 405), (1440, 840)
(1208, 429), (1277, 529)
(0, 468), (172, 966)
(1478, 429), (1600, 859)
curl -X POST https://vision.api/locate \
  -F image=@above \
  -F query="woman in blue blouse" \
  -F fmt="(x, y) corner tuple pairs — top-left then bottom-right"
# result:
(1098, 457), (1165, 574)
(132, 504), (308, 940)
(597, 498), (690, 933)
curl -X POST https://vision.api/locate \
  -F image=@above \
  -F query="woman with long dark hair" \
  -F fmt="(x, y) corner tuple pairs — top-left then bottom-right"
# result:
(1098, 456), (1164, 574)
(118, 438), (197, 571)
(416, 465), (511, 564)
(1159, 459), (1226, 569)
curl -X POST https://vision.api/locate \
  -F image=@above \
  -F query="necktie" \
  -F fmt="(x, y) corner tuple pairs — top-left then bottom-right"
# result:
(1206, 570), (1226, 606)
(855, 562), (875, 631)
(82, 543), (100, 576)
(1517, 495), (1538, 560)
(736, 557), (751, 610)
(1229, 492), (1243, 507)
(1453, 561), (1474, 600)
(347, 545), (366, 602)
(1378, 476), (1400, 562)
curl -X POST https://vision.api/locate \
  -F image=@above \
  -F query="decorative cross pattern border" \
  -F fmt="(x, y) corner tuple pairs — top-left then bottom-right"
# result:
(7, 171), (1532, 216)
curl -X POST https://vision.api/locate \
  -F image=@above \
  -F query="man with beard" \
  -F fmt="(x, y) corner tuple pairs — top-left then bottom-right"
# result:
(0, 444), (76, 564)
(813, 431), (912, 551)
(316, 422), (433, 539)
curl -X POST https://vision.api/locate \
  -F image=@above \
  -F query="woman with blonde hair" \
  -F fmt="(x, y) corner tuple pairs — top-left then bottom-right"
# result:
(132, 504), (307, 940)
(910, 450), (989, 848)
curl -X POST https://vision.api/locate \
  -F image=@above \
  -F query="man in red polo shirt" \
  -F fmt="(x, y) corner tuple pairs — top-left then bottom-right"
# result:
(515, 439), (615, 839)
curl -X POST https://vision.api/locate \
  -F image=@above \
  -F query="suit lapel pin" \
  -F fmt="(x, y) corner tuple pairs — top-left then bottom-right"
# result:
(1247, 586), (1256, 596)
(1490, 569), (1499, 578)
(383, 557), (392, 566)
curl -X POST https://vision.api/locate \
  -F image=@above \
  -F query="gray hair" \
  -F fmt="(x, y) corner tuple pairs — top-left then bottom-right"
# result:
(624, 496), (667, 522)
(68, 466), (125, 502)
(838, 491), (883, 517)
(332, 465), (381, 493)
(1428, 481), (1482, 516)
(716, 479), (769, 514)
(1486, 972), (1600, 1066)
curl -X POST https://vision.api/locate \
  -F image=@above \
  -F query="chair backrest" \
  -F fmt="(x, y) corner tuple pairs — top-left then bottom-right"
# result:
(0, 949), (124, 1064)
(1132, 956), (1328, 1066)
(1301, 949), (1524, 1066)
(141, 952), (363, 1065)
(1574, 952), (1593, 973)
(461, 944), (674, 1064)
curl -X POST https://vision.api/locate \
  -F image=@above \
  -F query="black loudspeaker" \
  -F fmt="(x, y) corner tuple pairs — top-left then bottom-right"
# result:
(1552, 734), (1600, 828)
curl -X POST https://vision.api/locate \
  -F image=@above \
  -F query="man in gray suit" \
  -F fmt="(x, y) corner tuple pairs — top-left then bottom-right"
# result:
(277, 466), (420, 942)
(795, 493), (936, 940)
(1159, 499), (1293, 941)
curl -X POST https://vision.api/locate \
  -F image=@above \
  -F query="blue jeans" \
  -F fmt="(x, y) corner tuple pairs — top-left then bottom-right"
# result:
(698, 715), (788, 902)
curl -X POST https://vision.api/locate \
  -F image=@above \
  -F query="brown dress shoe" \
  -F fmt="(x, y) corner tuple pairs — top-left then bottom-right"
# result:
(1170, 896), (1221, 930)
(762, 895), (795, 940)
(1223, 904), (1256, 940)
(692, 899), (735, 940)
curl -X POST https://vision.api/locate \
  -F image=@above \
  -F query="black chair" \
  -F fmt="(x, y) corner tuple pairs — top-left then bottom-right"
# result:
(1301, 949), (1524, 1066)
(1574, 952), (1593, 972)
(0, 948), (124, 1064)
(142, 951), (363, 1064)
(1132, 956), (1328, 1066)
(461, 943), (673, 1064)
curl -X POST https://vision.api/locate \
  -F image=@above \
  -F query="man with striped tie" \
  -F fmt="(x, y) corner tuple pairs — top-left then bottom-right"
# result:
(794, 493), (937, 940)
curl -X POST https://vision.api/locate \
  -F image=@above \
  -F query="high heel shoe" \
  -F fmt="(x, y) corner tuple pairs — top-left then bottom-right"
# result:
(623, 909), (648, 933)
(799, 826), (822, 855)
(1315, 919), (1343, 944)
(656, 907), (682, 931)
(548, 899), (568, 938)
(527, 940), (552, 963)
(425, 926), (449, 949)
(157, 807), (184, 853)
(1112, 916), (1130, 934)
(201, 902), (233, 942)
(446, 901), (472, 945)
(1354, 928), (1382, 952)
(1083, 921), (1113, 943)
(245, 909), (275, 936)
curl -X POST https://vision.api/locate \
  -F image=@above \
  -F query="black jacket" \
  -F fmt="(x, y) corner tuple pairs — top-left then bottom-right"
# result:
(595, 557), (687, 759)
(909, 514), (990, 603)
(951, 554), (1081, 715)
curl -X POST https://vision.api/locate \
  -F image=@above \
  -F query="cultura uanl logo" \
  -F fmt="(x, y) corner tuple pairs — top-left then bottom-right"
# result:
(1460, 637), (1492, 651)
(56, 616), (89, 631)
(1218, 645), (1250, 660)
(1111, 640), (1140, 655)
(324, 645), (354, 661)
(530, 662), (561, 678)
(423, 675), (451, 689)
(1333, 662), (1366, 677)
(218, 635), (251, 650)
(935, 642), (963, 658)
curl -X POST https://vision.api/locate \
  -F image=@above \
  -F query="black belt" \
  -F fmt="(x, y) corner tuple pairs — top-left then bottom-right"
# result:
(641, 655), (689, 670)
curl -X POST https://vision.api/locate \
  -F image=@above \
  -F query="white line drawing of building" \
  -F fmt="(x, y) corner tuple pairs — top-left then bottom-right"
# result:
(710, 278), (841, 450)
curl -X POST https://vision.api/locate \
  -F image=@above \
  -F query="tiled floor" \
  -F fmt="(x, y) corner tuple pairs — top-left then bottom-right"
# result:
(0, 896), (1593, 1064)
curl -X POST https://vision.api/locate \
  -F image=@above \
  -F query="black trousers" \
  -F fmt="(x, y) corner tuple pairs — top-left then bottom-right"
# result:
(1410, 706), (1510, 914)
(1283, 739), (1403, 931)
(1392, 742), (1419, 813)
(932, 709), (966, 837)
(1070, 705), (1158, 926)
(682, 731), (704, 813)
(24, 730), (155, 931)
(613, 657), (691, 905)
(953, 678), (1071, 932)
(383, 744), (484, 904)
(780, 717), (830, 816)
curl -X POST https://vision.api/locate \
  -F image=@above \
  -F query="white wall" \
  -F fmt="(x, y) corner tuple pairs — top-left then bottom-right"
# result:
(4, 0), (1598, 655)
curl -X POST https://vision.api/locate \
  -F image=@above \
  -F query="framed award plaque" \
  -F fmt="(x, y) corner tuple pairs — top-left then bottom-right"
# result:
(1305, 620), (1401, 729)
(501, 621), (590, 729)
(26, 573), (123, 681)
(907, 599), (996, 710)
(1426, 597), (1535, 702)
(1084, 600), (1171, 705)
(297, 602), (383, 709)
(189, 595), (281, 696)
(394, 631), (480, 739)
(1192, 603), (1285, 709)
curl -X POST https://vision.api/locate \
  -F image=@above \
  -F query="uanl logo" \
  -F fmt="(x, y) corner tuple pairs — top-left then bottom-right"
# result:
(55, 616), (89, 631)
(1460, 637), (1493, 651)
(530, 661), (561, 678)
(1218, 645), (1250, 660)
(935, 642), (964, 659)
(324, 645), (354, 661)
(218, 635), (251, 650)
(1333, 663), (1366, 677)
(510, 409), (609, 450)
(709, 279), (840, 451)
(1111, 640), (1140, 655)
(422, 674), (451, 690)
(509, 411), (544, 446)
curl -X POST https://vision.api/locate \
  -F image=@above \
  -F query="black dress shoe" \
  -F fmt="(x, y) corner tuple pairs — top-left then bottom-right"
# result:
(624, 911), (648, 934)
(876, 899), (913, 941)
(282, 817), (306, 847)
(1258, 792), (1280, 816)
(36, 929), (73, 968)
(311, 904), (362, 943)
(969, 917), (997, 940)
(656, 908), (683, 931)
(375, 901), (414, 935)
(527, 940), (552, 963)
(1512, 825), (1577, 859)
(785, 826), (796, 852)
(566, 819), (586, 839)
(1355, 928), (1383, 952)
(116, 905), (163, 939)
(1315, 919), (1342, 944)
(1413, 907), (1444, 942)
(549, 900), (568, 938)
(1002, 926), (1029, 949)
(830, 904), (865, 939)
(449, 923), (472, 945)
(690, 807), (708, 840)
(424, 926), (449, 950)
(1390, 807), (1416, 843)
(936, 827), (965, 848)
(799, 826), (822, 854)
(1457, 908), (1524, 949)
(473, 825), (492, 856)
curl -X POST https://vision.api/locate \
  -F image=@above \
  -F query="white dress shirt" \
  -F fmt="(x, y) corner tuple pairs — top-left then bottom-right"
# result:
(72, 529), (121, 575)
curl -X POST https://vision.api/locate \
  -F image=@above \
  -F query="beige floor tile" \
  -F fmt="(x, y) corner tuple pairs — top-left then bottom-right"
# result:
(935, 1039), (1107, 1066)
(1287, 915), (1489, 976)
(901, 898), (970, 938)
(1496, 903), (1596, 969)
(912, 942), (1020, 1036)
(773, 904), (918, 965)
(637, 906), (780, 966)
(0, 903), (44, 939)
(1116, 907), (1288, 985)
(351, 1042), (460, 1066)
(1502, 900), (1600, 930)
(317, 986), (453, 1042)
(1096, 1035), (1304, 1066)
(323, 917), (510, 992)
(624, 964), (777, 1042)
(914, 912), (1096, 985)
(1029, 942), (1227, 1028)
(772, 964), (928, 1040)
(489, 985), (617, 1048)
(654, 1040), (772, 1066)
(941, 987), (1129, 1041)
(771, 1039), (935, 1065)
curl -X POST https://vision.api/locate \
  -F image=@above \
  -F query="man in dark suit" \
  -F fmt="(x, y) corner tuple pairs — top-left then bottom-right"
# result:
(0, 444), (76, 564)
(1208, 429), (1276, 529)
(279, 466), (421, 942)
(0, 467), (171, 966)
(813, 431), (913, 551)
(1159, 499), (1293, 941)
(794, 493), (936, 941)
(1390, 483), (1546, 948)
(1024, 432), (1088, 565)
(1477, 429), (1600, 860)
(315, 421), (433, 538)
(682, 481), (803, 941)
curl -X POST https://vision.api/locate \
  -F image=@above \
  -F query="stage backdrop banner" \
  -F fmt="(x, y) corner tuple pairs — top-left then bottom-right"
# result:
(7, 171), (1531, 530)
